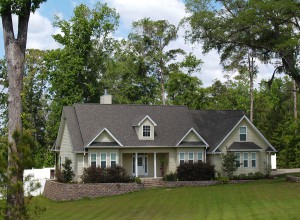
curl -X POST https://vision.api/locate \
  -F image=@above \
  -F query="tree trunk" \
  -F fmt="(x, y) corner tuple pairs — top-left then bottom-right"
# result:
(293, 80), (297, 121)
(2, 3), (30, 218)
(248, 54), (254, 122)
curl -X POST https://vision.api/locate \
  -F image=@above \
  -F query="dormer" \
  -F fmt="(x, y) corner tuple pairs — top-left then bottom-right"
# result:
(133, 115), (157, 140)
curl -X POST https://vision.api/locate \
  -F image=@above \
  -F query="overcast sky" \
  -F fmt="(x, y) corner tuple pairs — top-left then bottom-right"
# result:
(0, 0), (274, 87)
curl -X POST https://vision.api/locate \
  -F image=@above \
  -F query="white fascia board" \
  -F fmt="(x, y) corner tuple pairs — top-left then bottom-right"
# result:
(212, 116), (276, 153)
(137, 115), (157, 126)
(85, 128), (123, 147)
(176, 128), (209, 148)
(54, 112), (66, 151)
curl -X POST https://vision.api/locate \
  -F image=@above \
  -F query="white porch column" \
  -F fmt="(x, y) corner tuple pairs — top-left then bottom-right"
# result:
(154, 152), (157, 178)
(135, 152), (138, 177)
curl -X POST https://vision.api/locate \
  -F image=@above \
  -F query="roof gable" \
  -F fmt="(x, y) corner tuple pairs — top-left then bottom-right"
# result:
(212, 116), (276, 153)
(86, 128), (123, 147)
(133, 115), (157, 127)
(176, 128), (209, 147)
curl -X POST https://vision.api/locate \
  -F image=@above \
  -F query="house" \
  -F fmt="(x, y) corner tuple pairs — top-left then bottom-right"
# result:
(53, 94), (277, 180)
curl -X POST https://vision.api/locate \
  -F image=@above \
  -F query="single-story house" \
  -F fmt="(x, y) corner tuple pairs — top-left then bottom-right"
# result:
(53, 94), (277, 180)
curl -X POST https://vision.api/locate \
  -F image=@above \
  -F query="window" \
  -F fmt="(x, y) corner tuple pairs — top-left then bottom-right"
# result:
(110, 153), (117, 167)
(243, 153), (248, 167)
(179, 152), (185, 165)
(188, 152), (194, 163)
(251, 153), (256, 167)
(143, 125), (151, 137)
(235, 153), (240, 167)
(197, 152), (203, 162)
(240, 126), (247, 141)
(101, 153), (106, 168)
(59, 156), (62, 169)
(91, 153), (97, 167)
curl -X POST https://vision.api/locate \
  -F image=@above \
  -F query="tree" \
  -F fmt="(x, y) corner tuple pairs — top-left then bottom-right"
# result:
(46, 3), (119, 146)
(185, 0), (300, 85)
(129, 18), (184, 104)
(0, 0), (46, 218)
(221, 153), (238, 178)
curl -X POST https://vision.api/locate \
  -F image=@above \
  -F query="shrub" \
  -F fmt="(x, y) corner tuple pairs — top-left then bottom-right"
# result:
(217, 176), (229, 184)
(55, 169), (65, 183)
(81, 166), (103, 183)
(176, 161), (215, 181)
(133, 177), (142, 184)
(104, 165), (131, 183)
(62, 158), (75, 183)
(81, 165), (131, 183)
(162, 172), (177, 181)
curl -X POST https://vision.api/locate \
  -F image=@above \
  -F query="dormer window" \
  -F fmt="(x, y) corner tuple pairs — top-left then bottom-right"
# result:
(143, 125), (151, 137)
(240, 126), (247, 141)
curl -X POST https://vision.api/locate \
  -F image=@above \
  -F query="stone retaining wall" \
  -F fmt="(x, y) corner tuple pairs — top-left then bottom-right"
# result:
(286, 175), (300, 183)
(163, 180), (219, 188)
(43, 180), (144, 201)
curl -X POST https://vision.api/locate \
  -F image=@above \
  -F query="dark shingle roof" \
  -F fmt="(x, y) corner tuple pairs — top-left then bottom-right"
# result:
(59, 104), (246, 152)
(228, 142), (262, 150)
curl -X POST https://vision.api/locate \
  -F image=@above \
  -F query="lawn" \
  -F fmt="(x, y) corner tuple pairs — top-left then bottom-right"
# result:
(35, 178), (300, 220)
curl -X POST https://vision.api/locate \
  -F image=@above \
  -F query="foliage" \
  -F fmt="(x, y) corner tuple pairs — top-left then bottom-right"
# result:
(221, 153), (238, 178)
(133, 177), (142, 184)
(233, 172), (266, 180)
(185, 0), (300, 84)
(61, 158), (75, 183)
(81, 165), (131, 183)
(162, 172), (177, 181)
(176, 161), (215, 181)
(217, 176), (229, 184)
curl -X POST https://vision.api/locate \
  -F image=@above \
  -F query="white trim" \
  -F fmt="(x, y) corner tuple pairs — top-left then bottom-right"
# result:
(136, 115), (157, 126)
(86, 128), (123, 147)
(176, 128), (209, 147)
(110, 152), (117, 167)
(212, 116), (276, 153)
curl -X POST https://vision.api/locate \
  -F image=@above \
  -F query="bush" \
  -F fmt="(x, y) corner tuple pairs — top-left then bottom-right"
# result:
(217, 176), (229, 184)
(232, 172), (266, 180)
(81, 165), (131, 183)
(176, 161), (215, 181)
(81, 166), (103, 183)
(104, 165), (131, 183)
(162, 172), (177, 181)
(221, 153), (238, 178)
(56, 158), (75, 183)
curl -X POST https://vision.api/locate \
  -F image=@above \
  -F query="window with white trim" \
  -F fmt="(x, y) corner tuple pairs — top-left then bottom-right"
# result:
(179, 152), (185, 165)
(243, 152), (248, 167)
(101, 153), (106, 168)
(197, 152), (203, 162)
(251, 152), (256, 167)
(240, 126), (247, 141)
(110, 153), (117, 167)
(143, 125), (151, 137)
(91, 153), (97, 167)
(235, 153), (241, 167)
(59, 156), (62, 169)
(188, 152), (194, 163)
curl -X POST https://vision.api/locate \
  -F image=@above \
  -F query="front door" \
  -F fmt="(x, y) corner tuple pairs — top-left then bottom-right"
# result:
(136, 154), (148, 176)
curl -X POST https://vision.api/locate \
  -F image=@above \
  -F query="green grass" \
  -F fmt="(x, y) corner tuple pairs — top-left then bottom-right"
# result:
(35, 178), (300, 220)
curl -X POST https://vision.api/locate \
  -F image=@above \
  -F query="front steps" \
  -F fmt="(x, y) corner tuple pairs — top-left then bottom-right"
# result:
(142, 178), (164, 189)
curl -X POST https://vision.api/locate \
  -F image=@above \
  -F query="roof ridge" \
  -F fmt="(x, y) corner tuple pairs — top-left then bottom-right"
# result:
(73, 103), (189, 108)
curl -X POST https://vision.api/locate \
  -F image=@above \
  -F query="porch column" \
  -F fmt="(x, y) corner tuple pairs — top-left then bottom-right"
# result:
(135, 152), (138, 177)
(154, 152), (157, 178)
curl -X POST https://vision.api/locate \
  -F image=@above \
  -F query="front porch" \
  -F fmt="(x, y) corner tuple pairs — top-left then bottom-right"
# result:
(121, 152), (170, 178)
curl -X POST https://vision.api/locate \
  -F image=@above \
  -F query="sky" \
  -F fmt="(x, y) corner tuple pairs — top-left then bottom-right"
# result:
(0, 0), (274, 87)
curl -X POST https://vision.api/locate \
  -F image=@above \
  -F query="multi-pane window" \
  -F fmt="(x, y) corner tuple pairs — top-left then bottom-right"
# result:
(101, 153), (106, 168)
(197, 152), (203, 162)
(243, 152), (248, 167)
(235, 153), (241, 167)
(240, 126), (247, 141)
(110, 153), (117, 167)
(251, 153), (256, 167)
(188, 152), (194, 163)
(179, 152), (185, 165)
(143, 125), (151, 137)
(91, 153), (97, 167)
